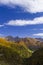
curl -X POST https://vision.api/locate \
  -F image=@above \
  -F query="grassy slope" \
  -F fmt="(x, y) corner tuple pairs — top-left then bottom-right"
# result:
(0, 38), (43, 65)
(0, 38), (32, 65)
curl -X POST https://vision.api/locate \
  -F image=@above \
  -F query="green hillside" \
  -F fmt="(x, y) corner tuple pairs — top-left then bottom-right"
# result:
(0, 38), (32, 65)
(0, 38), (43, 65)
(0, 45), (24, 65)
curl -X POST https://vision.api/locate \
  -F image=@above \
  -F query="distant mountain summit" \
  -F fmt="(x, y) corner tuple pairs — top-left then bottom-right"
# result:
(36, 38), (43, 42)
(5, 36), (20, 42)
(6, 36), (14, 41)
(6, 36), (43, 42)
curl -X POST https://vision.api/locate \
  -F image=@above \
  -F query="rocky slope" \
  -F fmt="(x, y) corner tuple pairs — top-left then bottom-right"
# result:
(5, 36), (43, 51)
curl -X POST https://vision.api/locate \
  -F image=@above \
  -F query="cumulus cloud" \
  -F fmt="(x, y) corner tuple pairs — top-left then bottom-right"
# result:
(5, 17), (43, 26)
(0, 0), (43, 13)
(33, 33), (43, 37)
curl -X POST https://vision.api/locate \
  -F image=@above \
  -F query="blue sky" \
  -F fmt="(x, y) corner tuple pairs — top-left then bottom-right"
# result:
(0, 0), (43, 38)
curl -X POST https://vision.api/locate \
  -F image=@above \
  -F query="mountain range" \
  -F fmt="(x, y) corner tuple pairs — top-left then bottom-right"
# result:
(5, 36), (43, 51)
(0, 36), (43, 65)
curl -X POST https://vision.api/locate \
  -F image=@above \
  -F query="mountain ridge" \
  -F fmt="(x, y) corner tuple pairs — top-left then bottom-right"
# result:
(0, 36), (43, 65)
(5, 36), (43, 51)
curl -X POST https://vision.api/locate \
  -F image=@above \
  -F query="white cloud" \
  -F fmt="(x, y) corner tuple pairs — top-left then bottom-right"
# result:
(30, 28), (43, 31)
(5, 17), (43, 26)
(0, 25), (4, 27)
(40, 29), (43, 30)
(0, 0), (43, 13)
(33, 33), (43, 37)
